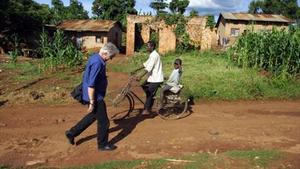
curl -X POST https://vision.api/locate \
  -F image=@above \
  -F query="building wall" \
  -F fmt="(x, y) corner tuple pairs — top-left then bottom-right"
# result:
(80, 32), (108, 49)
(126, 15), (154, 56)
(107, 26), (122, 48)
(217, 17), (227, 46)
(201, 28), (218, 50)
(159, 25), (176, 54)
(126, 15), (211, 56)
(70, 26), (122, 50)
(141, 24), (150, 44)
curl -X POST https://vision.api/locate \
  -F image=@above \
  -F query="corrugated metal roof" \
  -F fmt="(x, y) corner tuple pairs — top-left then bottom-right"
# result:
(56, 20), (119, 32)
(221, 12), (295, 23)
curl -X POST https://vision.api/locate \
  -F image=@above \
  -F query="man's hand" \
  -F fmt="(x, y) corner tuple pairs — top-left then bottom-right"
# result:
(87, 103), (95, 113)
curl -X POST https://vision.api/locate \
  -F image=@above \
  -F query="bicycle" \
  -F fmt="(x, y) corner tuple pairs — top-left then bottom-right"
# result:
(106, 73), (191, 121)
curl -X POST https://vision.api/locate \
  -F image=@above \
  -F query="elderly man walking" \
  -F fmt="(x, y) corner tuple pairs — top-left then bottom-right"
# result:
(65, 42), (119, 151)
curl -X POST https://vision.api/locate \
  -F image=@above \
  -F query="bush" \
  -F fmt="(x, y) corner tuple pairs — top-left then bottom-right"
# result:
(228, 28), (300, 78)
(38, 29), (83, 72)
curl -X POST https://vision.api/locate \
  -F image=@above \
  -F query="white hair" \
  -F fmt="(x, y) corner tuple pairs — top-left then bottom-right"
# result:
(100, 42), (119, 57)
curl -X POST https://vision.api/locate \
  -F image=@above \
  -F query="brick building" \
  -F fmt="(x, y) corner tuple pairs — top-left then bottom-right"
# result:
(56, 20), (122, 50)
(216, 12), (295, 46)
(126, 15), (217, 56)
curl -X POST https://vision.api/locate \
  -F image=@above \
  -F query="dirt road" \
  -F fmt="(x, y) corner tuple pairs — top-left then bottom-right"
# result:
(0, 99), (299, 168)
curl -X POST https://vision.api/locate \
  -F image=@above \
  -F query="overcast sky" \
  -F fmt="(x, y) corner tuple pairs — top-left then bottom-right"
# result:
(34, 0), (300, 17)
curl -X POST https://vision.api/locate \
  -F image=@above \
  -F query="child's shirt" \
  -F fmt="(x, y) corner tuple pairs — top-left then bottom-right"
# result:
(166, 69), (181, 87)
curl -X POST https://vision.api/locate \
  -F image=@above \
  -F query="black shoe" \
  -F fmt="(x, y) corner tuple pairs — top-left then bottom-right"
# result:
(65, 130), (75, 145)
(98, 144), (117, 151)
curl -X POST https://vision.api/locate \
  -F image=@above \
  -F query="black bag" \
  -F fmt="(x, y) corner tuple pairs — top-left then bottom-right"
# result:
(70, 83), (88, 105)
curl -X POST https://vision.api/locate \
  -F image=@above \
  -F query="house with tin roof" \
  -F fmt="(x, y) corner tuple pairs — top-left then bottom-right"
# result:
(56, 20), (122, 50)
(216, 12), (295, 46)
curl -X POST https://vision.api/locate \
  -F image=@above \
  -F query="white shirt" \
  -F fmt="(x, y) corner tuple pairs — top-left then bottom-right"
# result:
(166, 69), (181, 87)
(143, 50), (164, 83)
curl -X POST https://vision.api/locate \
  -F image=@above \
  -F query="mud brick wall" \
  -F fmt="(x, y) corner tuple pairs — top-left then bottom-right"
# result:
(141, 24), (150, 44)
(126, 15), (153, 56)
(159, 25), (176, 54)
(186, 17), (206, 48)
(126, 15), (214, 56)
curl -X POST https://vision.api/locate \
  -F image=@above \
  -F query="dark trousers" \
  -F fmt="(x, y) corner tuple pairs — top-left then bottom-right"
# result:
(68, 100), (109, 148)
(141, 81), (162, 111)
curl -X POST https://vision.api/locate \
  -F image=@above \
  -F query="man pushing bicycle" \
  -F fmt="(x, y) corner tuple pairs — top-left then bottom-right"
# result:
(131, 41), (164, 115)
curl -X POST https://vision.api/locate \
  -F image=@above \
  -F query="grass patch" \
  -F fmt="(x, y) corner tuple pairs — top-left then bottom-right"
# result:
(109, 50), (300, 100)
(71, 160), (142, 169)
(69, 150), (282, 169)
(225, 150), (281, 167)
(0, 60), (83, 105)
(0, 166), (9, 169)
(0, 61), (41, 83)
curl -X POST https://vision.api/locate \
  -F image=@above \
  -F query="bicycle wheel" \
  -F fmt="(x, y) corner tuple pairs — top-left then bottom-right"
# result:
(106, 90), (133, 121)
(156, 97), (190, 120)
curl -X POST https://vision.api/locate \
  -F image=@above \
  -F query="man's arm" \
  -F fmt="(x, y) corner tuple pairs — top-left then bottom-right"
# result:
(131, 66), (144, 75)
(86, 62), (101, 113)
(88, 87), (95, 104)
(136, 69), (150, 81)
(87, 87), (95, 113)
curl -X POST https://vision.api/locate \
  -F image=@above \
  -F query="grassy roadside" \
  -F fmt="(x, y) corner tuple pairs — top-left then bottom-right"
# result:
(0, 60), (82, 105)
(68, 150), (281, 169)
(1, 49), (300, 104)
(109, 50), (300, 100)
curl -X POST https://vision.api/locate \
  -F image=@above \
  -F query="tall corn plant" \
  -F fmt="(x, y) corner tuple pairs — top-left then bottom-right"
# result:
(229, 28), (300, 78)
(38, 29), (83, 72)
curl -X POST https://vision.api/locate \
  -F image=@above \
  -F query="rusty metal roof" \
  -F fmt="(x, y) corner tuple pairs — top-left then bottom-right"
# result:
(56, 20), (120, 32)
(220, 12), (295, 23)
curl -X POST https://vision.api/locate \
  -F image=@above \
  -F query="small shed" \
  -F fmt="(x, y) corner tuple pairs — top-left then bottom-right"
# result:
(216, 12), (295, 46)
(56, 20), (122, 50)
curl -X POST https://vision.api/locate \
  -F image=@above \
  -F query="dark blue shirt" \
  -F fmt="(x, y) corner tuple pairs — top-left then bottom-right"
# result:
(82, 53), (107, 102)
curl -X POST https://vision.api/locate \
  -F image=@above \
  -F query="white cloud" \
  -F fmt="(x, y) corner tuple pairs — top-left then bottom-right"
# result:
(189, 0), (219, 9)
(189, 0), (242, 9)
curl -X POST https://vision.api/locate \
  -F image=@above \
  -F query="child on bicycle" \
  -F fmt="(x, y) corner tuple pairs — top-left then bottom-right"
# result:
(159, 58), (182, 109)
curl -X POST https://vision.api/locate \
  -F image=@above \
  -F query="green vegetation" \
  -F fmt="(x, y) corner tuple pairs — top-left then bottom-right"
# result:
(39, 30), (84, 72)
(0, 166), (9, 169)
(150, 0), (169, 15)
(228, 28), (300, 78)
(248, 0), (299, 20)
(0, 0), (89, 54)
(71, 160), (142, 169)
(169, 0), (190, 14)
(226, 150), (281, 167)
(109, 50), (300, 100)
(8, 34), (20, 65)
(68, 150), (282, 169)
(0, 62), (41, 83)
(205, 15), (216, 30)
(92, 0), (137, 26)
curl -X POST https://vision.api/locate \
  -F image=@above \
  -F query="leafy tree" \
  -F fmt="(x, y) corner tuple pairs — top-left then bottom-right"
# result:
(51, 0), (89, 24)
(0, 0), (52, 52)
(169, 0), (189, 14)
(150, 0), (168, 15)
(92, 0), (137, 25)
(189, 9), (199, 17)
(206, 15), (215, 30)
(51, 0), (66, 24)
(67, 0), (89, 20)
(248, 0), (264, 13)
(248, 0), (299, 20)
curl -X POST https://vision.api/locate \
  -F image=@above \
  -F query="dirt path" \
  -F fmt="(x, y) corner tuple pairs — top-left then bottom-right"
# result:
(0, 99), (299, 168)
